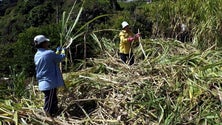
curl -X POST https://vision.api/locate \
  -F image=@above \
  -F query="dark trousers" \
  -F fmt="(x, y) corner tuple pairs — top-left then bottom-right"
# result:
(42, 88), (58, 116)
(119, 53), (134, 65)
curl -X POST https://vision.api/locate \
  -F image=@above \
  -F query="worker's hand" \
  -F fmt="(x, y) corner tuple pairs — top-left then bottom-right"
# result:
(56, 46), (61, 54)
(135, 33), (140, 38)
(127, 37), (134, 42)
(56, 46), (62, 51)
(61, 48), (65, 55)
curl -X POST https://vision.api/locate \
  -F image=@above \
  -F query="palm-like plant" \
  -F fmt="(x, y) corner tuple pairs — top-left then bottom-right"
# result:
(59, 0), (112, 70)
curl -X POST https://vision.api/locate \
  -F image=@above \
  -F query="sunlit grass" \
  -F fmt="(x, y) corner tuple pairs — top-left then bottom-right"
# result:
(1, 37), (222, 124)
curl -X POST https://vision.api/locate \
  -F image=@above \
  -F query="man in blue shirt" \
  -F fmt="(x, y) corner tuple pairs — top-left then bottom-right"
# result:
(34, 35), (65, 117)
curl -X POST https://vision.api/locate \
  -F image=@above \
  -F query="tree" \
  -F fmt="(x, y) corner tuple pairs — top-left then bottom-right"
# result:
(28, 2), (55, 27)
(109, 0), (123, 10)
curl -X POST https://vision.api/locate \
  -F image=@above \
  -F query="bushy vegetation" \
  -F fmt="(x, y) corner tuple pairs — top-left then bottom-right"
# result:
(1, 0), (222, 124)
(1, 38), (222, 124)
(1, 0), (222, 77)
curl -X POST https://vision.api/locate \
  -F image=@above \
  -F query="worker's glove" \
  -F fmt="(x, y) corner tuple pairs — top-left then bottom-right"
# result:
(135, 33), (140, 38)
(56, 46), (61, 54)
(127, 37), (134, 42)
(61, 48), (65, 55)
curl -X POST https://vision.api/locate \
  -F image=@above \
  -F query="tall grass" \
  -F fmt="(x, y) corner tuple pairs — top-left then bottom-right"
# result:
(0, 66), (38, 125)
(141, 0), (222, 49)
(1, 38), (222, 124)
(56, 37), (222, 124)
(59, 0), (112, 70)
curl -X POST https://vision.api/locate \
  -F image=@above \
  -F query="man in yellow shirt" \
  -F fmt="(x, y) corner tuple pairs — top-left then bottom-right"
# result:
(119, 21), (140, 65)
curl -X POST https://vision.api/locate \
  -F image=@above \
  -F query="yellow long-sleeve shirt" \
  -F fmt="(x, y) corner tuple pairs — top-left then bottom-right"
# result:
(119, 30), (135, 54)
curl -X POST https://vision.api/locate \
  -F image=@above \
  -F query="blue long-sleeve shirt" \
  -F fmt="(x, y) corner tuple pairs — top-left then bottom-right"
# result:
(34, 48), (65, 91)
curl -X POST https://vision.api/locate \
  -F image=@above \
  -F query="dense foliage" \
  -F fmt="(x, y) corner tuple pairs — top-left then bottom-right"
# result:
(1, 0), (222, 77)
(1, 0), (221, 77)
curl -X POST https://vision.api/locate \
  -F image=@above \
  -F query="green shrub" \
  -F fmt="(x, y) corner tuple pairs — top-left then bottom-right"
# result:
(12, 25), (60, 76)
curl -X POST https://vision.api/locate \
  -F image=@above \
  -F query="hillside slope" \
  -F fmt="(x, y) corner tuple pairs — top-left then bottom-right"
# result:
(1, 38), (221, 124)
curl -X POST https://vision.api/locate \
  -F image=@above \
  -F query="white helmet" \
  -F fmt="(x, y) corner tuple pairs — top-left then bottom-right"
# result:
(34, 35), (50, 45)
(121, 21), (129, 29)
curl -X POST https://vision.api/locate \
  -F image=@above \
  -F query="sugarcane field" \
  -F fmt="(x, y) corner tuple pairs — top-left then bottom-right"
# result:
(0, 0), (222, 124)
